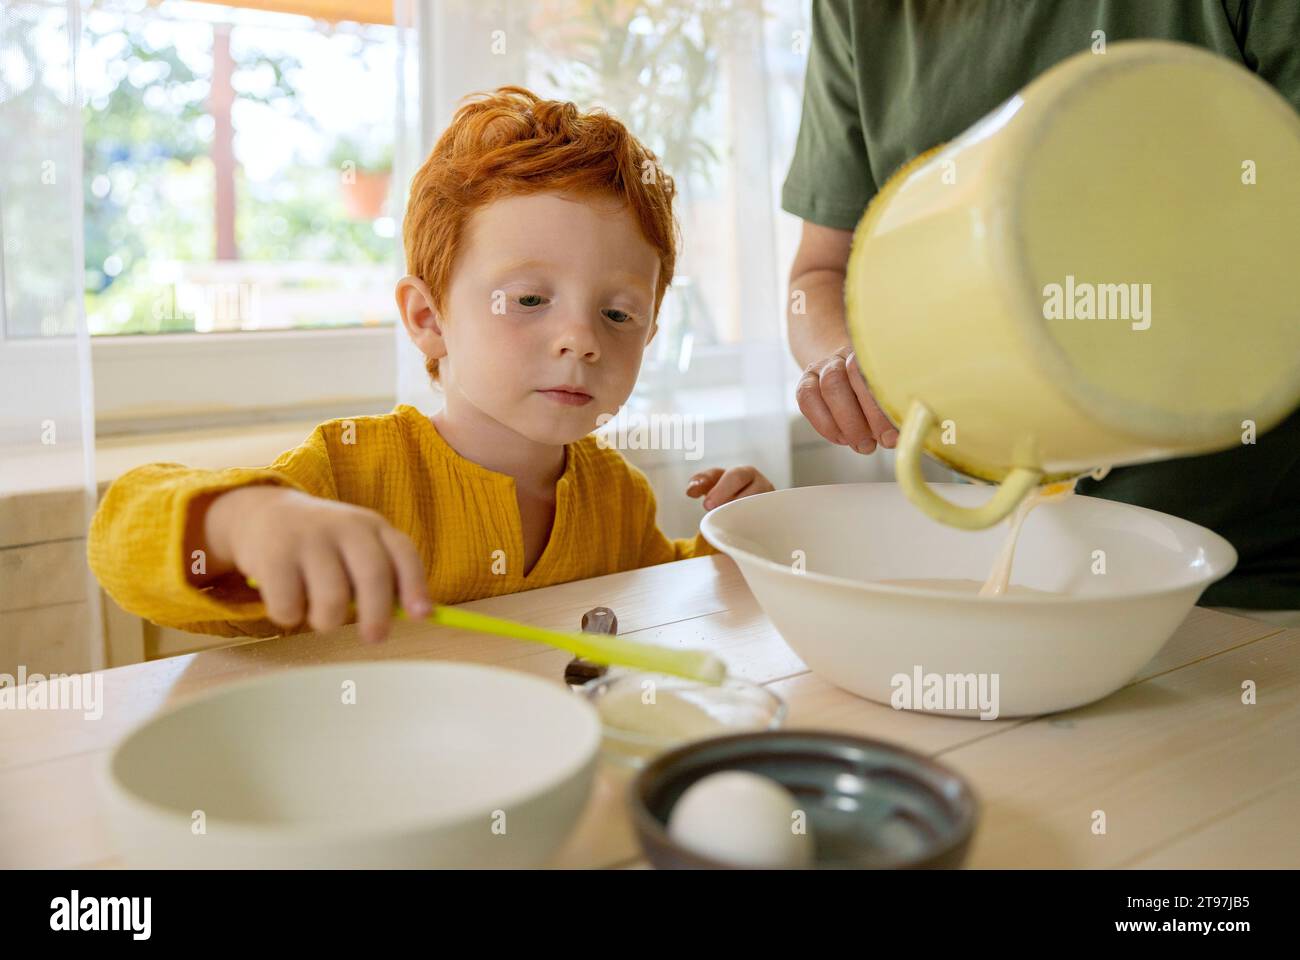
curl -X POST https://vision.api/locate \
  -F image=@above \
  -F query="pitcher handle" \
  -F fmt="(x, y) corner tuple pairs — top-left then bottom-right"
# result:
(895, 398), (1042, 530)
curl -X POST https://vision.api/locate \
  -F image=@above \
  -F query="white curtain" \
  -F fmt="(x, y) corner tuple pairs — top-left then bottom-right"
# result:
(392, 0), (791, 537)
(0, 0), (103, 672)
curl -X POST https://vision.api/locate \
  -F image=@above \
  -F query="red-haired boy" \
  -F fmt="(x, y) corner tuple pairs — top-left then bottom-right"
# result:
(89, 87), (774, 644)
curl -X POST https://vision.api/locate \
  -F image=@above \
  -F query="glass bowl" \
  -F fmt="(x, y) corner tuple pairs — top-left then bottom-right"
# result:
(578, 669), (786, 769)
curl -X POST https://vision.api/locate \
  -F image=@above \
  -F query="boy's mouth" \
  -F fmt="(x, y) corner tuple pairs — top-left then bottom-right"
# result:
(537, 385), (594, 406)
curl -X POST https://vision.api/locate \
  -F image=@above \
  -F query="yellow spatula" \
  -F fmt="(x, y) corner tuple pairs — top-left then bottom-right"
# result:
(244, 577), (726, 684)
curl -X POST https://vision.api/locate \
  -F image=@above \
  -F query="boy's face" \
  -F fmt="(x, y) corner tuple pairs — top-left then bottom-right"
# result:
(403, 190), (661, 446)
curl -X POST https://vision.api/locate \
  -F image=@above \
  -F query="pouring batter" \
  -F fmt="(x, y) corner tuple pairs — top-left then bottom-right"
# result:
(782, 2), (1300, 627)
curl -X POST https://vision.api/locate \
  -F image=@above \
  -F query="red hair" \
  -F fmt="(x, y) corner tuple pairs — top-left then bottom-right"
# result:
(402, 85), (679, 382)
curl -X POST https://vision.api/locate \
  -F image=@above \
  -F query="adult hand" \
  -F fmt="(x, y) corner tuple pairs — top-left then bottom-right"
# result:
(795, 344), (898, 454)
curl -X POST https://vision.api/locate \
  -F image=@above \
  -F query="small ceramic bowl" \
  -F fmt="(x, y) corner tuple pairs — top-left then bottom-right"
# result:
(102, 662), (600, 868)
(630, 730), (978, 869)
(579, 670), (786, 769)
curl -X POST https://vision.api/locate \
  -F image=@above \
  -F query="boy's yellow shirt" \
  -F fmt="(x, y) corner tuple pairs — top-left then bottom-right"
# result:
(87, 403), (716, 639)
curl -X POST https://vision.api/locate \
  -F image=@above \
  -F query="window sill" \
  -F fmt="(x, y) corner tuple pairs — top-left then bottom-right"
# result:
(4, 378), (891, 547)
(92, 326), (398, 437)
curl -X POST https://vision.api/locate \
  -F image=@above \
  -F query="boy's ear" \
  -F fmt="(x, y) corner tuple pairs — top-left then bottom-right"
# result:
(395, 275), (447, 366)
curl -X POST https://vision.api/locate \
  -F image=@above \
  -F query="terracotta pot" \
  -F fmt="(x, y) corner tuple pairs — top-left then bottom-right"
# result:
(341, 169), (390, 220)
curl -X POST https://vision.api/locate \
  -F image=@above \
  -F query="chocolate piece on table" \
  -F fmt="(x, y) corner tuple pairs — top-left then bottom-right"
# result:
(564, 606), (617, 685)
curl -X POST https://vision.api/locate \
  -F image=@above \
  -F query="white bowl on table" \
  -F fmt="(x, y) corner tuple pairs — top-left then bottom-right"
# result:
(101, 662), (600, 868)
(700, 483), (1237, 718)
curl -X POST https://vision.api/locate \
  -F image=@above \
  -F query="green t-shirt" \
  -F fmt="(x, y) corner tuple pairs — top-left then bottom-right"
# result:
(782, 0), (1300, 609)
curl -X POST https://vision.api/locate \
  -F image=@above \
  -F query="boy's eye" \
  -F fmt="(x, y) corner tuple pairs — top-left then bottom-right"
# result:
(603, 308), (634, 324)
(517, 294), (547, 307)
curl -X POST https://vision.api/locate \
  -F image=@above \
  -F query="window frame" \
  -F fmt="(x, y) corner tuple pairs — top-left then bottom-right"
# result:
(92, 325), (397, 435)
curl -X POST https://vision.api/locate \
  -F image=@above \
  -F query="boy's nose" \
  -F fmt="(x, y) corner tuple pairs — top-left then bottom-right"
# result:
(553, 319), (601, 362)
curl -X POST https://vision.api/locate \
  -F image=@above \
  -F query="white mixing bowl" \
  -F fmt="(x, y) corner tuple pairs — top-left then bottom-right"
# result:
(701, 483), (1237, 717)
(101, 662), (600, 867)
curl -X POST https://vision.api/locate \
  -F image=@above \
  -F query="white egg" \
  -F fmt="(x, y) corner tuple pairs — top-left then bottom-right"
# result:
(667, 770), (815, 868)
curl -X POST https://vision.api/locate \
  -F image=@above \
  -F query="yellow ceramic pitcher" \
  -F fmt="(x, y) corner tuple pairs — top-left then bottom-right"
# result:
(845, 41), (1300, 530)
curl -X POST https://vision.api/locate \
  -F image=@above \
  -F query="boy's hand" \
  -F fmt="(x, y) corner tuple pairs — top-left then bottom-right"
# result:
(203, 486), (431, 644)
(685, 466), (775, 510)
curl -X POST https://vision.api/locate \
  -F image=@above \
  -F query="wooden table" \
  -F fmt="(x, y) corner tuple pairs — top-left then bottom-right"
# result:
(2, 554), (1296, 869)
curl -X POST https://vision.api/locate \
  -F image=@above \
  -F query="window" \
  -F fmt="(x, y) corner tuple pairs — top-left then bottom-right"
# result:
(477, 0), (809, 401)
(83, 0), (400, 337)
(86, 0), (808, 432)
